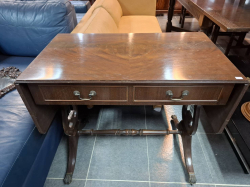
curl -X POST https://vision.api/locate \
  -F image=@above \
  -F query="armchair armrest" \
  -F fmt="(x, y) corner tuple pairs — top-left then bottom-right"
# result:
(118, 0), (156, 16)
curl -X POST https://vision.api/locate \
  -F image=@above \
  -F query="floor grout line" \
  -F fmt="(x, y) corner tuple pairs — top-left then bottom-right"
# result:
(144, 106), (151, 187)
(46, 178), (250, 186)
(83, 107), (103, 187)
(196, 133), (215, 182)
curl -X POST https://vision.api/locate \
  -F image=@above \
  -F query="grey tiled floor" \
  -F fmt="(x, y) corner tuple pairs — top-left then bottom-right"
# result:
(45, 105), (250, 187)
(45, 15), (250, 187)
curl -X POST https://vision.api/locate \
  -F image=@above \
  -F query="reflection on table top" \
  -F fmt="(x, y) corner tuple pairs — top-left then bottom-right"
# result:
(16, 33), (247, 84)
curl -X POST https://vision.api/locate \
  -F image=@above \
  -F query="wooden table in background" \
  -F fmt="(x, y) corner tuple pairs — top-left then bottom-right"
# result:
(156, 0), (183, 14)
(166, 0), (250, 55)
(15, 33), (248, 185)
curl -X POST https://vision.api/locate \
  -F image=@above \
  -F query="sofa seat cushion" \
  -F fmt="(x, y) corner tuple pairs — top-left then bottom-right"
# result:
(0, 55), (63, 187)
(73, 7), (118, 33)
(0, 55), (34, 72)
(118, 16), (162, 33)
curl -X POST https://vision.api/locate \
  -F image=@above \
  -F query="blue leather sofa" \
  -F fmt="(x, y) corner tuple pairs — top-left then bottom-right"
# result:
(0, 0), (84, 186)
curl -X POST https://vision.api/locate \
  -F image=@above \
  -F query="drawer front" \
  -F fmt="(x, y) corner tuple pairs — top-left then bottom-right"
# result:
(33, 85), (128, 102)
(133, 85), (234, 104)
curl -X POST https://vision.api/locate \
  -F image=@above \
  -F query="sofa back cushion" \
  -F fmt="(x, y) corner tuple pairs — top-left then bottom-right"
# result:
(74, 7), (118, 33)
(117, 0), (156, 16)
(94, 0), (122, 26)
(0, 0), (77, 57)
(72, 0), (122, 33)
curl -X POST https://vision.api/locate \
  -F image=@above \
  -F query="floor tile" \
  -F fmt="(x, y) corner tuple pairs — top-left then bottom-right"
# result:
(87, 136), (149, 181)
(145, 105), (169, 130)
(177, 17), (200, 31)
(44, 179), (85, 187)
(85, 180), (149, 187)
(215, 185), (250, 187)
(147, 134), (212, 183)
(98, 105), (146, 130)
(47, 135), (96, 179)
(198, 133), (250, 185)
(151, 183), (215, 187)
(87, 105), (149, 181)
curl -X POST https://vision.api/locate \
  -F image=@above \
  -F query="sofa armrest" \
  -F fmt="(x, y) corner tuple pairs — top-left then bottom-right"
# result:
(0, 0), (77, 57)
(117, 0), (156, 16)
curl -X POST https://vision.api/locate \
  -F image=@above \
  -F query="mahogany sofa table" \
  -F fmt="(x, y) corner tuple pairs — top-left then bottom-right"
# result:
(15, 33), (248, 184)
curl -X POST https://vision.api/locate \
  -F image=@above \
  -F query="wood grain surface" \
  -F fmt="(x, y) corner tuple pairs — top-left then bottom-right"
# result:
(16, 33), (247, 84)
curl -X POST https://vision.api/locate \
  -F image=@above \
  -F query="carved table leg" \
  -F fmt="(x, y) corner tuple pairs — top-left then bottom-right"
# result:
(166, 0), (176, 32)
(64, 135), (79, 184)
(211, 24), (220, 44)
(171, 105), (201, 184)
(180, 7), (186, 28)
(61, 106), (79, 184)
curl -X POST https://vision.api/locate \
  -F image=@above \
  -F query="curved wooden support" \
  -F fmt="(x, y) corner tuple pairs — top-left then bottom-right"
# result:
(64, 134), (79, 184)
(182, 105), (200, 135)
(61, 105), (79, 184)
(171, 105), (201, 184)
(181, 134), (196, 184)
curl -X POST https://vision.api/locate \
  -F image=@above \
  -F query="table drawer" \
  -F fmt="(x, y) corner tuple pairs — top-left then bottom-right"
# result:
(29, 85), (128, 103)
(133, 85), (234, 104)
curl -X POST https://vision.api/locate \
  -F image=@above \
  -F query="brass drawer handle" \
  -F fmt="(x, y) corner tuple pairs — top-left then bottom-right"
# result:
(166, 90), (189, 101)
(73, 90), (96, 101)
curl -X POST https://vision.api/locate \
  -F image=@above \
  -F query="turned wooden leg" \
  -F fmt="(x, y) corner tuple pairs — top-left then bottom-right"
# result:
(171, 105), (201, 184)
(61, 105), (79, 184)
(166, 0), (176, 32)
(64, 134), (79, 184)
(180, 7), (186, 28)
(211, 24), (220, 44)
(225, 33), (235, 56)
(179, 6), (184, 24)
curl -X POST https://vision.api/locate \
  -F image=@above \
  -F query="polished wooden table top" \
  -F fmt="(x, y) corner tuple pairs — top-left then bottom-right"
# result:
(17, 33), (247, 84)
(179, 0), (250, 32)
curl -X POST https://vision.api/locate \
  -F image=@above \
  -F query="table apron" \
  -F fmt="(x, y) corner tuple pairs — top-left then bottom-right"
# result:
(27, 83), (234, 106)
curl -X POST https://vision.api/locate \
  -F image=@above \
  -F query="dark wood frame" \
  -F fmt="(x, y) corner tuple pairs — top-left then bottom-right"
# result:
(211, 28), (250, 56)
(61, 104), (201, 184)
(166, 0), (250, 56)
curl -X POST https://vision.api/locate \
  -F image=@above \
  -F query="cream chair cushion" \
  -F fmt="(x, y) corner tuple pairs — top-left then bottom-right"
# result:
(119, 16), (162, 33)
(73, 7), (118, 33)
(94, 0), (123, 26)
(118, 0), (156, 16)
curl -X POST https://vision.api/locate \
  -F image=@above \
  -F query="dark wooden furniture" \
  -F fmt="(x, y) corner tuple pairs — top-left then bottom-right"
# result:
(15, 33), (248, 184)
(156, 0), (183, 14)
(166, 0), (250, 55)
